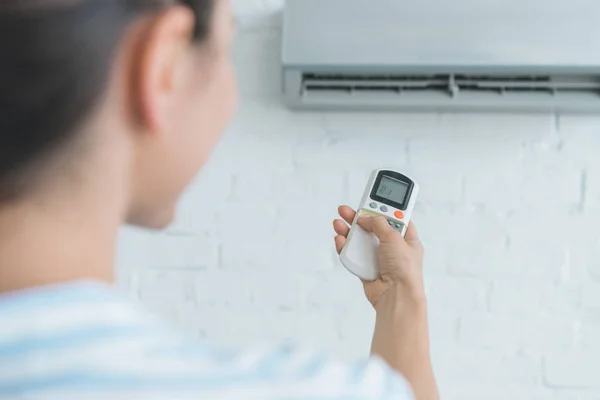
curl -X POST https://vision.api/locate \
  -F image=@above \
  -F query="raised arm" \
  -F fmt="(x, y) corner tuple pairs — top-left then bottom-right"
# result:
(334, 208), (439, 400)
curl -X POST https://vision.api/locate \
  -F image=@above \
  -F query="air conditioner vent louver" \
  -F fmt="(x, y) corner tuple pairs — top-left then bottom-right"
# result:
(301, 73), (600, 97)
(282, 70), (600, 112)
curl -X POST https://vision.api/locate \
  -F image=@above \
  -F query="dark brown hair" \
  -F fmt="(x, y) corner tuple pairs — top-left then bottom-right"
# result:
(0, 0), (214, 201)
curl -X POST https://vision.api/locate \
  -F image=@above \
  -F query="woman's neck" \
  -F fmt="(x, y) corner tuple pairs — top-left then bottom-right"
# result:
(0, 189), (124, 294)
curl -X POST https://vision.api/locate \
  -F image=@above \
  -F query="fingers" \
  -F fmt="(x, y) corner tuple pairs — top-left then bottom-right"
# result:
(338, 205), (356, 225)
(357, 215), (398, 243)
(333, 219), (350, 237)
(334, 235), (346, 254)
(334, 204), (421, 254)
(333, 206), (356, 255)
(404, 221), (421, 246)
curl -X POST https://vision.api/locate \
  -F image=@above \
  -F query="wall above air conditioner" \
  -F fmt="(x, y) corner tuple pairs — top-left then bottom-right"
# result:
(281, 0), (600, 113)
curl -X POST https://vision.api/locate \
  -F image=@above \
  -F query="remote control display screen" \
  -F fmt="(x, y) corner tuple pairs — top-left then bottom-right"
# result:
(376, 176), (409, 204)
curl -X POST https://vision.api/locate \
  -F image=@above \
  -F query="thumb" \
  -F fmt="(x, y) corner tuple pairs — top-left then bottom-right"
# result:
(357, 215), (398, 243)
(404, 221), (422, 248)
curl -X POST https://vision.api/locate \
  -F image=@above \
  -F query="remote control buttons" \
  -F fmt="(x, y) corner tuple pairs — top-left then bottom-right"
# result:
(382, 219), (404, 233)
(380, 205), (388, 212)
(394, 211), (404, 219)
(370, 202), (377, 209)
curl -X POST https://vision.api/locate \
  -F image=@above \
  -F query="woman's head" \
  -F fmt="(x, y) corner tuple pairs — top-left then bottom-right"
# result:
(0, 0), (237, 229)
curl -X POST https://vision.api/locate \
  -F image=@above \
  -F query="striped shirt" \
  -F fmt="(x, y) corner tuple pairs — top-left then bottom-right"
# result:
(0, 281), (414, 399)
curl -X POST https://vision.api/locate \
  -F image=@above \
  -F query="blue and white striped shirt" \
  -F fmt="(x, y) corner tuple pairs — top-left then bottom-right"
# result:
(0, 281), (414, 399)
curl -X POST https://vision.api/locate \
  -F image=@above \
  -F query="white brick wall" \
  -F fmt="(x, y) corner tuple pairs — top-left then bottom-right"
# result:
(115, 1), (600, 398)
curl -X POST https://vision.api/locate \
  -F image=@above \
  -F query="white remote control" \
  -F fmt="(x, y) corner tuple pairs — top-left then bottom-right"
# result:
(340, 169), (419, 281)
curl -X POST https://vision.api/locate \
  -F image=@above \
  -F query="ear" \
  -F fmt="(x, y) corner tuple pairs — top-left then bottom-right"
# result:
(133, 5), (196, 136)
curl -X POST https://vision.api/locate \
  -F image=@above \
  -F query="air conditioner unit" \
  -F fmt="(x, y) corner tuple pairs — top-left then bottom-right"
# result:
(281, 0), (600, 113)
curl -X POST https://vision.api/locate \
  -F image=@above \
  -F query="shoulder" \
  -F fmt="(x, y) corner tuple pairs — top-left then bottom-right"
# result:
(0, 282), (414, 399)
(80, 337), (416, 400)
(200, 343), (416, 400)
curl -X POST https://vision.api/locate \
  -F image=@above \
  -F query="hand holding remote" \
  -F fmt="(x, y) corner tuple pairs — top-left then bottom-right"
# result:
(333, 205), (425, 307)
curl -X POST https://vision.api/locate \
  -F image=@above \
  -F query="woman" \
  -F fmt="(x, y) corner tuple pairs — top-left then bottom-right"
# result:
(0, 1), (439, 399)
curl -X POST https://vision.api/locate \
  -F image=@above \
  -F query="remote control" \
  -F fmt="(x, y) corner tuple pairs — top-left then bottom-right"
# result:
(340, 169), (419, 281)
